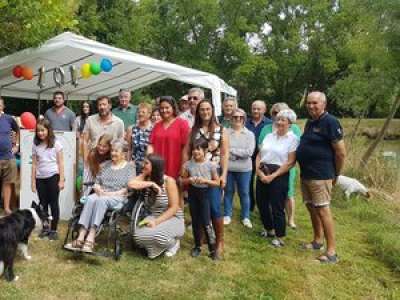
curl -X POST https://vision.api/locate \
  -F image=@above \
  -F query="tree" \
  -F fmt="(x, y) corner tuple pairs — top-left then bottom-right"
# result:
(0, 0), (78, 56)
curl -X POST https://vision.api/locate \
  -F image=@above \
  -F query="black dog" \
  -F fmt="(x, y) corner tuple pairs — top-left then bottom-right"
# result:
(0, 202), (45, 282)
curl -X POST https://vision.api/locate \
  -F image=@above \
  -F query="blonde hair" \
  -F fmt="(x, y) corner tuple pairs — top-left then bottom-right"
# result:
(138, 102), (152, 113)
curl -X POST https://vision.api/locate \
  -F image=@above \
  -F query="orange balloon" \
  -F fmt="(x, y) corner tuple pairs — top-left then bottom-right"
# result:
(22, 67), (34, 80)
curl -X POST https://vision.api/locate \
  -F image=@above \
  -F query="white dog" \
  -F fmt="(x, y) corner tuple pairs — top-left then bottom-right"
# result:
(336, 175), (370, 199)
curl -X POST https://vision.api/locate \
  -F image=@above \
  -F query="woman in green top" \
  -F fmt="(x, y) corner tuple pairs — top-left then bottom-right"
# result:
(258, 103), (301, 229)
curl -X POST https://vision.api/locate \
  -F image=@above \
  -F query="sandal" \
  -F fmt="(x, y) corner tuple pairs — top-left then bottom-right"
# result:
(317, 253), (338, 264)
(301, 241), (324, 250)
(64, 239), (84, 251)
(81, 240), (94, 253)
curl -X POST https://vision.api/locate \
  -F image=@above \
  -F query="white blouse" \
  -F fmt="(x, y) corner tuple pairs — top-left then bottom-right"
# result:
(259, 131), (299, 166)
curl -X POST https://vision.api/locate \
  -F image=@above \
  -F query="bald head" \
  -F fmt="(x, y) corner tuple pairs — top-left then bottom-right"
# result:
(251, 100), (266, 121)
(306, 91), (327, 119)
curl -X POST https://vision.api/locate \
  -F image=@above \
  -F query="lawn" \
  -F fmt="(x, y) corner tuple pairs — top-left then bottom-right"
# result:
(1, 119), (399, 300)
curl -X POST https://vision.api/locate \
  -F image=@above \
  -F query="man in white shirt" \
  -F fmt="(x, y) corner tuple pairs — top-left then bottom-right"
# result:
(83, 96), (124, 159)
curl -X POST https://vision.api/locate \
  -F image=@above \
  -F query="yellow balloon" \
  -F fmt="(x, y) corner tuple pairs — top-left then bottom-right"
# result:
(81, 63), (91, 79)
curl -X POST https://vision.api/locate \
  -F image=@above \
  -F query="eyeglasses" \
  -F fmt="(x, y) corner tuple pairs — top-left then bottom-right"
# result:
(232, 115), (244, 119)
(188, 96), (199, 101)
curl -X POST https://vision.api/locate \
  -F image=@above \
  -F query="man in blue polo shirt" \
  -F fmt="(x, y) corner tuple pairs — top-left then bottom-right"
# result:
(245, 100), (272, 211)
(296, 91), (346, 264)
(0, 98), (19, 215)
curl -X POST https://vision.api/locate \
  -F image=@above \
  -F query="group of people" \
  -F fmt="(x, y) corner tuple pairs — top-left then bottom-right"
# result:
(0, 87), (346, 263)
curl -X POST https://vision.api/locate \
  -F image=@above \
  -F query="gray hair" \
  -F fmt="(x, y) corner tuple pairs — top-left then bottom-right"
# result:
(223, 96), (238, 107)
(276, 109), (297, 124)
(270, 102), (289, 115)
(232, 108), (247, 123)
(308, 91), (327, 104)
(111, 140), (128, 153)
(188, 87), (205, 100)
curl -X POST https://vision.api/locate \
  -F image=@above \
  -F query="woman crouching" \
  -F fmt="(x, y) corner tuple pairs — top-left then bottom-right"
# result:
(65, 140), (135, 253)
(128, 154), (184, 259)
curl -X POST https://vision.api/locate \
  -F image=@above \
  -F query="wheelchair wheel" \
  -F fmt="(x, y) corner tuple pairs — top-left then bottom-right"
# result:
(130, 199), (147, 238)
(63, 217), (80, 248)
(114, 236), (122, 261)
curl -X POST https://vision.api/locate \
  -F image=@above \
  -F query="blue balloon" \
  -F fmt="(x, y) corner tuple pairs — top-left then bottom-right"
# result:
(100, 58), (113, 72)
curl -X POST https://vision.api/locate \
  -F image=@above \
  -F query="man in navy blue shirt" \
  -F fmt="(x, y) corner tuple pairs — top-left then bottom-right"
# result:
(245, 100), (272, 211)
(296, 91), (346, 263)
(0, 98), (19, 215)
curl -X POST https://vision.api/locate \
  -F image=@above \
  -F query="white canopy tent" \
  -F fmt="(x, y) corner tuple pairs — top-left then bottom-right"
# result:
(0, 32), (236, 115)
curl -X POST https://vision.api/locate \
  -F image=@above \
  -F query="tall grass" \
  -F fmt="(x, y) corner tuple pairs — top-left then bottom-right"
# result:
(339, 120), (400, 274)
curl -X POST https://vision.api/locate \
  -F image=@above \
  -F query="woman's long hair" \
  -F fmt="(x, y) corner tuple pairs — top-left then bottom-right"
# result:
(88, 134), (112, 177)
(146, 154), (165, 186)
(34, 119), (56, 148)
(79, 101), (92, 133)
(190, 99), (218, 152)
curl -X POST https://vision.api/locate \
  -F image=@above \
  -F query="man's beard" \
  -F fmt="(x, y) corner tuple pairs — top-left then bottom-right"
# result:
(99, 110), (110, 118)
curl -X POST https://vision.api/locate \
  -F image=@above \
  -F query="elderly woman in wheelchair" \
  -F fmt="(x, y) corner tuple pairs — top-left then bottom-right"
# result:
(64, 140), (135, 253)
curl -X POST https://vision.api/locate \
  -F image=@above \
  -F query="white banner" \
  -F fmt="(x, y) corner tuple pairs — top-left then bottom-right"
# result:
(20, 130), (76, 220)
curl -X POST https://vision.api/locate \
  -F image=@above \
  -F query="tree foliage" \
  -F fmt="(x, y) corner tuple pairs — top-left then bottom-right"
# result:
(1, 0), (399, 117)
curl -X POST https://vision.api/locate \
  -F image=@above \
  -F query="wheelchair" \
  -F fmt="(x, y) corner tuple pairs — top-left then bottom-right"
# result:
(63, 185), (150, 260)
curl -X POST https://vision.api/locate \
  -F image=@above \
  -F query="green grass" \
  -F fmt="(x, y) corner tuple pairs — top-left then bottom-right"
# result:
(1, 192), (399, 300)
(1, 118), (399, 299)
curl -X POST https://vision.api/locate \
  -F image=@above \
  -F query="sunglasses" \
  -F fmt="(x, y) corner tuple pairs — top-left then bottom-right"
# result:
(232, 115), (244, 119)
(188, 96), (199, 100)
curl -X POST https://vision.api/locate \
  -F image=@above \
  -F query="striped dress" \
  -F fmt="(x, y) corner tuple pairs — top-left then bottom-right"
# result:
(133, 183), (185, 259)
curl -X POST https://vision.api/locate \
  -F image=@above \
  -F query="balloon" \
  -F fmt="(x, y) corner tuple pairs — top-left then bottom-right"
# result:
(12, 65), (23, 78)
(37, 66), (46, 88)
(76, 175), (82, 191)
(90, 62), (101, 75)
(69, 65), (79, 87)
(53, 67), (65, 87)
(20, 112), (36, 129)
(22, 67), (34, 80)
(81, 63), (91, 79)
(100, 58), (113, 72)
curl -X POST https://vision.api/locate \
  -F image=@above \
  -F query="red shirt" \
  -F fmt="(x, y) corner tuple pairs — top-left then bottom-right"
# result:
(150, 118), (190, 179)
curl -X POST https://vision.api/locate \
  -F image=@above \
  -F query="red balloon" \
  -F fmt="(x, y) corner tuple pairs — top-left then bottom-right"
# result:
(20, 112), (36, 130)
(22, 67), (34, 80)
(12, 65), (23, 78)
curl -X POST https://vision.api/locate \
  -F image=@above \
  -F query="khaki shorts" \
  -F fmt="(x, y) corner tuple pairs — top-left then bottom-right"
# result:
(0, 159), (17, 184)
(301, 179), (333, 207)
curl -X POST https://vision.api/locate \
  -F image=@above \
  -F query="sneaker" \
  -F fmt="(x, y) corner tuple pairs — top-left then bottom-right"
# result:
(271, 238), (284, 248)
(241, 218), (253, 228)
(191, 247), (201, 257)
(165, 240), (180, 257)
(48, 231), (59, 241)
(223, 216), (231, 225)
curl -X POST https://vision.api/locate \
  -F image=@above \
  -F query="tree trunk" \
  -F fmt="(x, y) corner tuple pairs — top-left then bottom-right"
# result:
(349, 112), (364, 147)
(360, 90), (400, 167)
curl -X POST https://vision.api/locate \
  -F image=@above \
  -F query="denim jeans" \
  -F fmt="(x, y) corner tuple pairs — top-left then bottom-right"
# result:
(208, 186), (223, 218)
(223, 171), (252, 220)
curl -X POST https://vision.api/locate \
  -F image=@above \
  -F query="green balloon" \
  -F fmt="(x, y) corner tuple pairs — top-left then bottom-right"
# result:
(76, 176), (82, 191)
(90, 63), (101, 75)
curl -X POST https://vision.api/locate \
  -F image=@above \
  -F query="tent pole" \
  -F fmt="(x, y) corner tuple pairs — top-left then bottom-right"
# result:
(37, 93), (41, 116)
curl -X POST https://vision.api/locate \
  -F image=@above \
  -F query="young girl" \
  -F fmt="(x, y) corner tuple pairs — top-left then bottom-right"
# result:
(181, 139), (220, 260)
(31, 119), (65, 240)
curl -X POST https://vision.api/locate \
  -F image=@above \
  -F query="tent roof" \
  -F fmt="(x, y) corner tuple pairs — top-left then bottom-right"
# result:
(0, 32), (236, 115)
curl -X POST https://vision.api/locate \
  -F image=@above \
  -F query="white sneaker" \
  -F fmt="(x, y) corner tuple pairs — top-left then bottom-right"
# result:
(165, 239), (180, 257)
(242, 218), (253, 228)
(223, 216), (231, 225)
